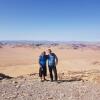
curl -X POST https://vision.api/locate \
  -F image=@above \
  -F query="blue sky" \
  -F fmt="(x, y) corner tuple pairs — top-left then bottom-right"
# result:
(0, 0), (100, 41)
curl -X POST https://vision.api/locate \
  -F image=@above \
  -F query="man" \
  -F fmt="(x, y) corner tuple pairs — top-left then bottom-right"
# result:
(39, 51), (47, 82)
(47, 49), (58, 81)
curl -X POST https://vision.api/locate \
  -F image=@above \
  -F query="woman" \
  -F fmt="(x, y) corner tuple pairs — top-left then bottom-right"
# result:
(39, 51), (47, 82)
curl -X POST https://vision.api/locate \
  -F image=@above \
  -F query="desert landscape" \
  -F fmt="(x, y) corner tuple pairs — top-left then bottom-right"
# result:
(0, 0), (100, 99)
(0, 41), (100, 77)
(0, 41), (100, 100)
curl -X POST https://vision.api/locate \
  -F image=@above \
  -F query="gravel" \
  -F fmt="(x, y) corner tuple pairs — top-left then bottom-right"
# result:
(0, 74), (100, 100)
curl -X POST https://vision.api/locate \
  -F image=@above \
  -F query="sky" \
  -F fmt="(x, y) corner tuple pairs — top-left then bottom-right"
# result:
(0, 0), (100, 41)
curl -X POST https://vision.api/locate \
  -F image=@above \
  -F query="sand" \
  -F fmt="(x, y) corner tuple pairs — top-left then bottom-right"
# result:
(0, 44), (100, 77)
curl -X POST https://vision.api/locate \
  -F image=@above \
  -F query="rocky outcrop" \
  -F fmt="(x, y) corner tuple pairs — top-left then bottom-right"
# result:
(0, 70), (100, 100)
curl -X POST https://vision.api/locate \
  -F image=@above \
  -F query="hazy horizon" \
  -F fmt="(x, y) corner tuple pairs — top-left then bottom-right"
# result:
(0, 40), (100, 43)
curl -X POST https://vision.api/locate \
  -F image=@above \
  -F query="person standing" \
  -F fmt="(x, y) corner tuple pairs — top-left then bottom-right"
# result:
(39, 51), (47, 82)
(47, 49), (58, 82)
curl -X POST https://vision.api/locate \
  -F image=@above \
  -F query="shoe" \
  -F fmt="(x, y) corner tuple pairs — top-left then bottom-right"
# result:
(54, 79), (58, 81)
(40, 79), (44, 82)
(50, 80), (53, 82)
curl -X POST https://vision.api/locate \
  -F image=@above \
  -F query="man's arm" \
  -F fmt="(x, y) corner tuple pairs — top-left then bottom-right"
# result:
(54, 54), (58, 65)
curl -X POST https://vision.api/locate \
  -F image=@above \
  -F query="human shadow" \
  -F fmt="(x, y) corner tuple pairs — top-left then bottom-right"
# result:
(0, 73), (13, 80)
(56, 78), (83, 84)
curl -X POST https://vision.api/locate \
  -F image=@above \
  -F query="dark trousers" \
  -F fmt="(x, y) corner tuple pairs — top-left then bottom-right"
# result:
(48, 65), (58, 81)
(39, 66), (47, 77)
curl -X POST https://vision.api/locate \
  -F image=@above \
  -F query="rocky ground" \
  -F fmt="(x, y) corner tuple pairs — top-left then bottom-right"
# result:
(0, 70), (100, 100)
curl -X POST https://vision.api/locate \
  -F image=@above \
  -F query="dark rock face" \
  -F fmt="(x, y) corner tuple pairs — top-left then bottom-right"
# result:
(0, 73), (13, 80)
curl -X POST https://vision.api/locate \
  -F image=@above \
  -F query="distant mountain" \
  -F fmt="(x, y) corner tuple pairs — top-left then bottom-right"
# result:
(0, 40), (100, 50)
